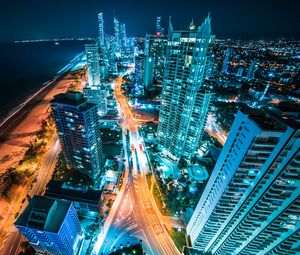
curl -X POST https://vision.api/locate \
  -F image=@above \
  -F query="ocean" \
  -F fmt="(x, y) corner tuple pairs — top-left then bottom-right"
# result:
(0, 40), (88, 119)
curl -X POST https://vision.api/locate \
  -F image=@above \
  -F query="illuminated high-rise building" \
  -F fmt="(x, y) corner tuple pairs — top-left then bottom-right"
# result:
(83, 85), (107, 116)
(247, 60), (257, 80)
(15, 196), (81, 255)
(120, 23), (127, 48)
(145, 33), (167, 82)
(98, 12), (105, 46)
(97, 12), (108, 76)
(237, 67), (244, 77)
(156, 16), (164, 34)
(113, 15), (121, 53)
(187, 104), (300, 255)
(222, 48), (231, 73)
(135, 54), (153, 92)
(51, 92), (104, 180)
(106, 37), (118, 74)
(85, 42), (101, 85)
(205, 53), (216, 79)
(157, 15), (214, 161)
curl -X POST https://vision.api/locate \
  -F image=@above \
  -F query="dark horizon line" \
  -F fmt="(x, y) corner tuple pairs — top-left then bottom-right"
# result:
(1, 33), (300, 44)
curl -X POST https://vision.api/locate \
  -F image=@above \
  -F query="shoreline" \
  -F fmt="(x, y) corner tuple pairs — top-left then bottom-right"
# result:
(0, 53), (86, 174)
(0, 52), (84, 129)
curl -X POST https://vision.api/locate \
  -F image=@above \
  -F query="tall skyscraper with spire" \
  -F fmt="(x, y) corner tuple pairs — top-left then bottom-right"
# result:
(187, 104), (300, 255)
(157, 14), (214, 161)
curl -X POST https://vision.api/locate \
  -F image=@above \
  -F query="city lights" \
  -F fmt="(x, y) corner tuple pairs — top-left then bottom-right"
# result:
(0, 3), (299, 255)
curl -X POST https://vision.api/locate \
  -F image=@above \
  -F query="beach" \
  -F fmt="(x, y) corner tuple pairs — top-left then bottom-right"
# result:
(0, 54), (86, 174)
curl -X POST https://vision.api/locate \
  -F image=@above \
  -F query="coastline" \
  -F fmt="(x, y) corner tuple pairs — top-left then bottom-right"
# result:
(0, 52), (84, 127)
(0, 52), (86, 174)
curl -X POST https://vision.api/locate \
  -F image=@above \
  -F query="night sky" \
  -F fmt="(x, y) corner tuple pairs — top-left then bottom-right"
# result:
(1, 0), (299, 42)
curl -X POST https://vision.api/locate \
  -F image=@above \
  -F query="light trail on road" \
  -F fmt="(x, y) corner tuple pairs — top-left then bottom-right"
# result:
(96, 70), (180, 255)
(205, 113), (228, 145)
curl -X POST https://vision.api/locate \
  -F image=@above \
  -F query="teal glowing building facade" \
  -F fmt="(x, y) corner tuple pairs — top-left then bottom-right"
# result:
(187, 104), (300, 255)
(145, 33), (167, 82)
(51, 92), (104, 180)
(222, 48), (231, 73)
(85, 42), (101, 86)
(157, 15), (214, 161)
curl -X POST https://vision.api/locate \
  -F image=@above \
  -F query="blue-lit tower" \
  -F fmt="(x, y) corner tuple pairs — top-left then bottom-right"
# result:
(157, 15), (214, 161)
(113, 14), (121, 53)
(187, 104), (300, 255)
(15, 196), (81, 255)
(98, 12), (105, 47)
(120, 23), (127, 48)
(156, 16), (164, 35)
(247, 60), (257, 80)
(145, 33), (167, 82)
(51, 92), (104, 180)
(237, 67), (244, 77)
(135, 54), (153, 93)
(222, 48), (231, 73)
(85, 42), (101, 86)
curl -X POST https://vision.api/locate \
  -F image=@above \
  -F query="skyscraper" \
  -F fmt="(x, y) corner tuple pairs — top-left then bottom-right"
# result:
(85, 42), (101, 85)
(145, 33), (167, 82)
(205, 53), (216, 79)
(97, 12), (108, 74)
(83, 85), (108, 116)
(247, 60), (257, 80)
(144, 55), (154, 89)
(51, 92), (104, 180)
(156, 16), (164, 34)
(157, 15), (214, 161)
(187, 104), (300, 255)
(98, 12), (105, 46)
(135, 54), (154, 92)
(15, 196), (81, 255)
(222, 48), (231, 73)
(113, 15), (121, 53)
(237, 67), (244, 77)
(120, 23), (127, 48)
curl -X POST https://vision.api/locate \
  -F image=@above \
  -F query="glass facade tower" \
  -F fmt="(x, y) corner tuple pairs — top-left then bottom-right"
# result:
(15, 196), (81, 255)
(187, 104), (300, 255)
(85, 42), (101, 86)
(51, 92), (104, 180)
(145, 33), (167, 82)
(98, 12), (105, 46)
(222, 48), (231, 73)
(157, 14), (214, 161)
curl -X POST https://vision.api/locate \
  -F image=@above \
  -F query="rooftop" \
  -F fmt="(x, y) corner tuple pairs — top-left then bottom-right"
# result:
(15, 195), (71, 233)
(51, 92), (96, 111)
(241, 107), (287, 131)
(45, 180), (102, 205)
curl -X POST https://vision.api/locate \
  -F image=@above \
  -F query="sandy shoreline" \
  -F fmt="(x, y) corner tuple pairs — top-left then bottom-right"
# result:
(0, 61), (85, 174)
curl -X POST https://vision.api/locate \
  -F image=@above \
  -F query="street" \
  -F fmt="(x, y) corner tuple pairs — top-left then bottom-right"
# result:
(205, 113), (227, 145)
(96, 71), (180, 255)
(0, 136), (60, 255)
